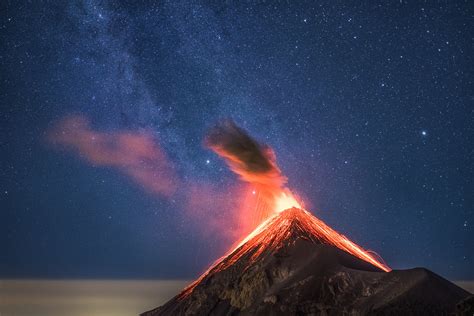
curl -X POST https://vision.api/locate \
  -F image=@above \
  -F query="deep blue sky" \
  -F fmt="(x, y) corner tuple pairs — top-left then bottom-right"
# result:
(1, 1), (472, 280)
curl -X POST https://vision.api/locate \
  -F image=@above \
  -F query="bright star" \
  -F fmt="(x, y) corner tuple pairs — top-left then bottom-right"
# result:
(206, 159), (210, 164)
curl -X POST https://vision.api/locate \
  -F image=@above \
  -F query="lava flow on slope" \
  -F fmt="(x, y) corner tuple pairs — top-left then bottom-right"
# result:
(143, 206), (471, 316)
(180, 206), (390, 298)
(230, 207), (391, 272)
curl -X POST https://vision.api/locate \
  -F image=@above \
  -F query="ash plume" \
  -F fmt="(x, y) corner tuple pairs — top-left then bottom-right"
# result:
(205, 120), (287, 203)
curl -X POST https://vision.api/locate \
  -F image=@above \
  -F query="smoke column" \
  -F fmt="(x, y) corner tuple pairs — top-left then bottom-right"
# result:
(205, 119), (298, 223)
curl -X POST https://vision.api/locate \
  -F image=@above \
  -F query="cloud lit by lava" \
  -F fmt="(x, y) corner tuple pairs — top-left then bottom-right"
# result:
(46, 115), (178, 197)
(205, 119), (302, 222)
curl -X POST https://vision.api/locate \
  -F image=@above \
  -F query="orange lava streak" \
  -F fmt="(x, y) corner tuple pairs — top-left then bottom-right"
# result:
(180, 207), (390, 298)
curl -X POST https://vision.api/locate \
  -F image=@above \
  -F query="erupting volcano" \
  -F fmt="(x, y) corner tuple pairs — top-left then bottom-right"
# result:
(142, 121), (472, 315)
(199, 119), (389, 275)
(143, 207), (470, 315)
(177, 206), (389, 299)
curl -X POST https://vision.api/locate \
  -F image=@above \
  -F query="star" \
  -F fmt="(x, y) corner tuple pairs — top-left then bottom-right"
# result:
(2, 0), (471, 284)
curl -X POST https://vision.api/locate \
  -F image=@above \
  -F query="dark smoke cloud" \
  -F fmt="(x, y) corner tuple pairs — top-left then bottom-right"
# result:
(205, 119), (286, 190)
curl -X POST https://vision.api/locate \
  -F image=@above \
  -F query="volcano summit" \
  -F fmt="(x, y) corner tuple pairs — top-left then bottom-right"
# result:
(143, 207), (471, 315)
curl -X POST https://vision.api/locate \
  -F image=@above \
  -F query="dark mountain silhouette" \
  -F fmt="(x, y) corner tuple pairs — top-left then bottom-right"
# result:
(143, 208), (472, 315)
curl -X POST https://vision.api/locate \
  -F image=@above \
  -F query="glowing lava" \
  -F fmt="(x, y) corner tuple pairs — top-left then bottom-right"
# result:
(275, 190), (302, 213)
(180, 206), (390, 298)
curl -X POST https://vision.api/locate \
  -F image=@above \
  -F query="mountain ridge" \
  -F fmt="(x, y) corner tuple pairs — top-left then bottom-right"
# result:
(142, 208), (472, 315)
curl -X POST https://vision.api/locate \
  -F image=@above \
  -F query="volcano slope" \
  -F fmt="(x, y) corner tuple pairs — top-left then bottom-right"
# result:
(142, 208), (472, 315)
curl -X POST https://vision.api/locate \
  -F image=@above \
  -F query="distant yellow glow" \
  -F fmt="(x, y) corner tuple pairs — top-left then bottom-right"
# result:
(0, 280), (188, 316)
(274, 191), (301, 213)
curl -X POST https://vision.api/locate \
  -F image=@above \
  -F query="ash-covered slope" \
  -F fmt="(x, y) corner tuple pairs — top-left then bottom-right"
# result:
(143, 208), (471, 315)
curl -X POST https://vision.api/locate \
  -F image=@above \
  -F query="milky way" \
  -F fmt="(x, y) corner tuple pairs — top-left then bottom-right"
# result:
(1, 1), (472, 280)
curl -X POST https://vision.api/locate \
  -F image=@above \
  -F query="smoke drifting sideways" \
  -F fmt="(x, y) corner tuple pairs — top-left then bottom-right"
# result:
(46, 115), (178, 197)
(205, 120), (300, 221)
(205, 120), (286, 185)
(46, 115), (301, 245)
(46, 115), (257, 244)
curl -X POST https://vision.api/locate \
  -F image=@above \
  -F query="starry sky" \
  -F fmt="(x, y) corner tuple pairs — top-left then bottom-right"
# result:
(1, 1), (472, 280)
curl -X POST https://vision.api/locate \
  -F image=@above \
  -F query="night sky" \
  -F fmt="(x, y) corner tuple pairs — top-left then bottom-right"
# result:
(1, 1), (472, 281)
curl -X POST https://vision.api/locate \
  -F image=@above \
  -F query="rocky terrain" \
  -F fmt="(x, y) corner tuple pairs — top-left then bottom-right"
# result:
(142, 208), (472, 315)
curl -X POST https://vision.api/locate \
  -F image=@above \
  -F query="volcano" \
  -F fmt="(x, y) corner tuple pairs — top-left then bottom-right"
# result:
(143, 208), (472, 315)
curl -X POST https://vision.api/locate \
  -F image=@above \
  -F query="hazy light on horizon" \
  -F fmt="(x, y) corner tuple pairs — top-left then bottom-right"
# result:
(0, 280), (189, 316)
(1, 279), (472, 316)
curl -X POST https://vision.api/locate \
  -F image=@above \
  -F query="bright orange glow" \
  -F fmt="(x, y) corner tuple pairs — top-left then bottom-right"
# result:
(275, 190), (302, 213)
(180, 207), (391, 298)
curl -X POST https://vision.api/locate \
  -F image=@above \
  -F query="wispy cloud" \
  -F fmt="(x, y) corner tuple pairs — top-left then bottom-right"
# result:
(46, 115), (265, 243)
(46, 115), (178, 197)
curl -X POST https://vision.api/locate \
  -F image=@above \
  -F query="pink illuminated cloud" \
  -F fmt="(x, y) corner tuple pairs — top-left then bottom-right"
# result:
(46, 115), (178, 197)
